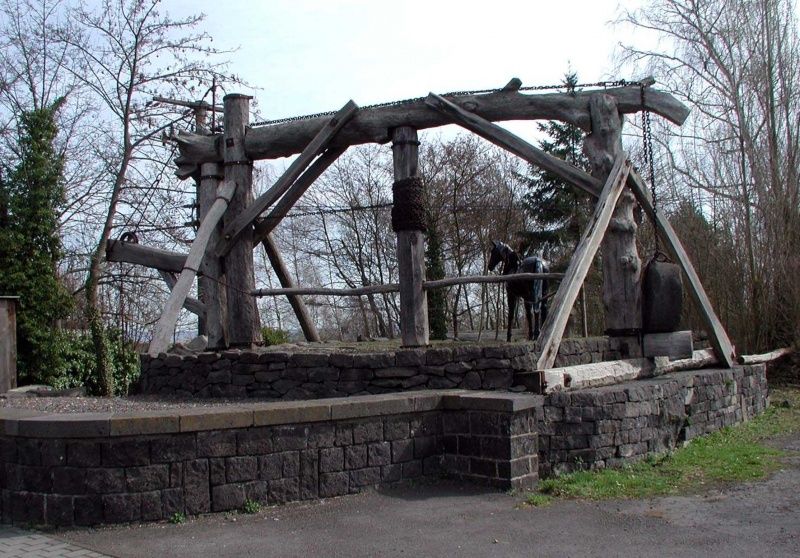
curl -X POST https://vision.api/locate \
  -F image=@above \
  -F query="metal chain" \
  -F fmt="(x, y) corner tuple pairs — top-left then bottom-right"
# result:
(250, 78), (634, 128)
(640, 85), (659, 252)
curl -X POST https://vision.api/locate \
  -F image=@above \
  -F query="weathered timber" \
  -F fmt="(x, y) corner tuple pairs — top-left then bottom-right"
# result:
(105, 240), (211, 275)
(657, 348), (717, 374)
(627, 169), (736, 367)
(222, 94), (261, 347)
(173, 83), (689, 173)
(149, 180), (236, 356)
(425, 92), (600, 197)
(198, 161), (227, 349)
(423, 273), (564, 290)
(585, 94), (642, 334)
(157, 270), (206, 318)
(393, 126), (429, 347)
(252, 146), (347, 243)
(737, 347), (792, 365)
(261, 234), (321, 342)
(216, 101), (358, 257)
(642, 330), (694, 359)
(253, 283), (400, 297)
(0, 297), (18, 393)
(536, 156), (631, 371)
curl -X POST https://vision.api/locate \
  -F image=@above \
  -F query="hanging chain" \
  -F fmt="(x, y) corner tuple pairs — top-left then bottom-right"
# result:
(640, 85), (659, 253)
(250, 79), (634, 128)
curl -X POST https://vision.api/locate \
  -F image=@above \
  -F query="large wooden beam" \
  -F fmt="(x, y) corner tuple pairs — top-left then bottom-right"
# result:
(106, 240), (208, 275)
(149, 181), (236, 356)
(157, 270), (206, 318)
(216, 101), (358, 257)
(173, 83), (689, 174)
(423, 273), (563, 290)
(252, 146), (347, 244)
(627, 169), (736, 367)
(198, 161), (228, 349)
(424, 92), (601, 197)
(261, 235), (321, 342)
(536, 156), (631, 371)
(253, 284), (400, 297)
(222, 94), (261, 347)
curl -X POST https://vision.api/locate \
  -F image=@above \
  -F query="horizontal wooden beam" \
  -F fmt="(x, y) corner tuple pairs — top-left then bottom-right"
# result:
(738, 347), (792, 364)
(216, 101), (358, 257)
(423, 273), (563, 290)
(425, 92), (602, 197)
(627, 169), (736, 367)
(253, 284), (400, 297)
(173, 82), (689, 173)
(106, 240), (187, 274)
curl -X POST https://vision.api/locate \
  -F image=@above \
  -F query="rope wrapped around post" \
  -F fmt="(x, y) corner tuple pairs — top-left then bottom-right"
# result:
(391, 177), (427, 232)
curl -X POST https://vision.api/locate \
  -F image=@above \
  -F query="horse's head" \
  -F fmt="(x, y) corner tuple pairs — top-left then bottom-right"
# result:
(488, 240), (507, 272)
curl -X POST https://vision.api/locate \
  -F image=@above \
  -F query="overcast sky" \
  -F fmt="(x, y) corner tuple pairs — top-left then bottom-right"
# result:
(169, 0), (644, 123)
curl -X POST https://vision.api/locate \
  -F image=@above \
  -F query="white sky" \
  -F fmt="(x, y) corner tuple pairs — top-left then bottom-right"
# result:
(169, 0), (643, 122)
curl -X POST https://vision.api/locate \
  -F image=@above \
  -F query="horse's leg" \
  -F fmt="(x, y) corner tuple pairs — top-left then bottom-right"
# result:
(506, 292), (516, 342)
(524, 300), (534, 340)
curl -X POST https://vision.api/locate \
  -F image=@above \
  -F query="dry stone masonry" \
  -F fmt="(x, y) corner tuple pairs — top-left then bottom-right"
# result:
(138, 338), (623, 399)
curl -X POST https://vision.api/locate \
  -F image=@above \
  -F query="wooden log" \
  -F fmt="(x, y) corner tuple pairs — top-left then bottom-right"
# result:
(216, 101), (358, 257)
(424, 92), (601, 197)
(536, 156), (631, 371)
(737, 347), (793, 364)
(657, 348), (717, 374)
(222, 94), (261, 347)
(157, 270), (207, 318)
(173, 83), (689, 173)
(0, 297), (19, 393)
(261, 234), (321, 342)
(149, 180), (236, 356)
(423, 273), (564, 289)
(105, 240), (210, 275)
(392, 126), (429, 347)
(585, 94), (642, 335)
(253, 283), (400, 297)
(627, 169), (736, 367)
(253, 146), (347, 243)
(642, 330), (694, 359)
(198, 162), (228, 349)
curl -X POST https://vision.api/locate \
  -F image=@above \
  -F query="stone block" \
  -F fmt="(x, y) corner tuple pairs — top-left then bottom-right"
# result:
(307, 423), (336, 448)
(413, 436), (439, 459)
(151, 434), (196, 463)
(226, 456), (258, 483)
(320, 447), (344, 472)
(180, 408), (253, 432)
(290, 353), (330, 367)
(86, 468), (125, 494)
(374, 367), (418, 378)
(243, 480), (269, 504)
(212, 483), (245, 512)
(351, 419), (384, 443)
(40, 439), (66, 466)
(197, 430), (238, 457)
(110, 411), (180, 436)
(339, 368), (373, 381)
(11, 491), (44, 524)
(320, 471), (349, 498)
(268, 477), (300, 504)
(209, 458), (226, 485)
(237, 427), (274, 455)
(73, 495), (104, 526)
(253, 401), (331, 427)
(52, 467), (86, 495)
(273, 424), (309, 451)
(381, 464), (403, 483)
(402, 460), (423, 478)
(368, 442), (392, 466)
(470, 458), (497, 478)
(384, 416), (410, 440)
(126, 465), (169, 492)
(425, 348), (453, 366)
(395, 349), (425, 367)
(140, 490), (163, 521)
(103, 493), (141, 523)
(45, 494), (74, 526)
(353, 353), (395, 369)
(345, 445), (368, 470)
(162, 488), (184, 517)
(259, 454), (283, 480)
(282, 451), (300, 477)
(349, 466), (381, 488)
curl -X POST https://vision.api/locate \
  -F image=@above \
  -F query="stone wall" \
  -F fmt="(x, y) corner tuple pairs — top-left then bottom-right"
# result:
(0, 391), (539, 527)
(138, 337), (622, 399)
(537, 365), (768, 476)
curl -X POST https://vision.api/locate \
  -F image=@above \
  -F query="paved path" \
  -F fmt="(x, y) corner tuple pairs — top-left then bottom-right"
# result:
(0, 526), (112, 558)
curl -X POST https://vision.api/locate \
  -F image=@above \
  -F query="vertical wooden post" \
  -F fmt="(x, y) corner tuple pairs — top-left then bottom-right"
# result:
(222, 94), (261, 347)
(392, 127), (429, 347)
(0, 297), (18, 393)
(584, 95), (642, 335)
(193, 104), (209, 338)
(261, 234), (321, 342)
(199, 161), (228, 348)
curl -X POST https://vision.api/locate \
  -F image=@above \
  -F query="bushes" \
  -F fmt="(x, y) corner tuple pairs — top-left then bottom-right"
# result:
(261, 327), (290, 346)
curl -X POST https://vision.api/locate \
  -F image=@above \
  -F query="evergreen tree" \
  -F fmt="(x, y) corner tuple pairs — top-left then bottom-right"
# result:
(0, 99), (73, 385)
(521, 72), (592, 263)
(425, 213), (448, 340)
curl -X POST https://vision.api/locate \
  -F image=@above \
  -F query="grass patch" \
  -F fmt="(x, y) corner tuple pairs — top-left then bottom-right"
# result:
(532, 387), (800, 501)
(524, 493), (553, 507)
(242, 499), (261, 514)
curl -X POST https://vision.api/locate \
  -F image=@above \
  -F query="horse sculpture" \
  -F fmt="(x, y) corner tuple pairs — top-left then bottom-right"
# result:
(488, 240), (549, 342)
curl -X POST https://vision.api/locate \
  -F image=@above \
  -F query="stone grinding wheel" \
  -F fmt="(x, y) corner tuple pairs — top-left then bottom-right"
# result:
(642, 252), (683, 333)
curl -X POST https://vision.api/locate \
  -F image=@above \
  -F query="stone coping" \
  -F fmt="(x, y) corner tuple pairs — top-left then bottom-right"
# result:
(0, 390), (543, 439)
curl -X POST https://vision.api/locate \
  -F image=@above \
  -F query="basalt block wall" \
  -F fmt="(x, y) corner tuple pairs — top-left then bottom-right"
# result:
(0, 364), (768, 527)
(138, 337), (623, 399)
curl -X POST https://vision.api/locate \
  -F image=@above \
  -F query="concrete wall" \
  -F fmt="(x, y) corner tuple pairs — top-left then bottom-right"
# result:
(138, 338), (623, 399)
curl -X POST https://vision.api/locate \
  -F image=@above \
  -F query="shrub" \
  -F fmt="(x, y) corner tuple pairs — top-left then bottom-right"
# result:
(261, 326), (290, 346)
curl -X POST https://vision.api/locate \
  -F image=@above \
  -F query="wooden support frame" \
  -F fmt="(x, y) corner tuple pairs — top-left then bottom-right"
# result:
(157, 270), (206, 318)
(106, 240), (211, 275)
(627, 169), (736, 367)
(149, 181), (236, 356)
(215, 101), (358, 257)
(173, 82), (689, 175)
(536, 156), (631, 371)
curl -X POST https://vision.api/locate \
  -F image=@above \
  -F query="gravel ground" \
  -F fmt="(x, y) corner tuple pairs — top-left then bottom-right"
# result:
(0, 394), (279, 414)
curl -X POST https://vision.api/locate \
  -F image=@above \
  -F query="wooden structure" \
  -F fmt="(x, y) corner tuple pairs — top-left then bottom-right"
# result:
(108, 77), (737, 383)
(0, 296), (19, 393)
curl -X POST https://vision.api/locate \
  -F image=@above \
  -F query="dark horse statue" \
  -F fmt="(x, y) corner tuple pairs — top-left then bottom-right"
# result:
(488, 240), (549, 342)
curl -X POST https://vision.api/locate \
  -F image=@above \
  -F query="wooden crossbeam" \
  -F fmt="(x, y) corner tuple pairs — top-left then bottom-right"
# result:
(215, 101), (358, 257)
(423, 273), (563, 290)
(424, 92), (601, 198)
(536, 156), (631, 371)
(261, 234), (321, 342)
(173, 82), (690, 173)
(157, 270), (206, 318)
(627, 169), (736, 367)
(253, 284), (400, 297)
(149, 180), (236, 356)
(252, 146), (347, 244)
